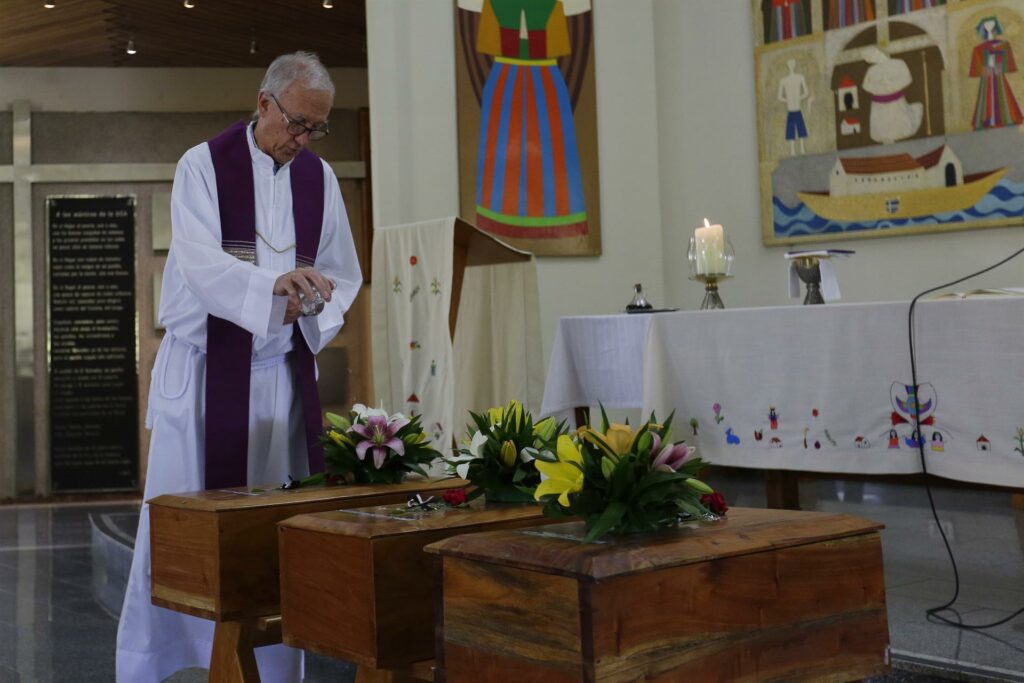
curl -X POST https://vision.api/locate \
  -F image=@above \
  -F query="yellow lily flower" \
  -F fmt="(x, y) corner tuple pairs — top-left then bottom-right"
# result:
(582, 423), (636, 460)
(534, 435), (584, 507)
(506, 399), (524, 430)
(487, 405), (504, 425)
(489, 400), (524, 430)
(500, 440), (517, 467)
(533, 417), (557, 443)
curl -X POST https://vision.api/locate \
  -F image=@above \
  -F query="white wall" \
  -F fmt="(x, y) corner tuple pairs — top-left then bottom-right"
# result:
(0, 67), (369, 111)
(366, 1), (461, 225)
(367, 0), (666, 367)
(366, 0), (1024, 378)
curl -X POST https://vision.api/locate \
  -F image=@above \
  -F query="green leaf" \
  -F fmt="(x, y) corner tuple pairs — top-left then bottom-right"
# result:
(584, 501), (627, 543)
(532, 448), (558, 463)
(676, 498), (707, 518)
(325, 412), (351, 430)
(600, 456), (616, 480)
(633, 480), (686, 506)
(684, 478), (714, 494)
(598, 403), (611, 432)
(607, 456), (635, 501)
(406, 463), (430, 478)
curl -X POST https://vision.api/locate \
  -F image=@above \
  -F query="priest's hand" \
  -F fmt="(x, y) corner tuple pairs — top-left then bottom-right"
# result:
(274, 268), (337, 324)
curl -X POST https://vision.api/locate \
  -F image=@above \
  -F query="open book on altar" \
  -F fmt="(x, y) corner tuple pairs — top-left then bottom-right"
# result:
(929, 288), (1024, 300)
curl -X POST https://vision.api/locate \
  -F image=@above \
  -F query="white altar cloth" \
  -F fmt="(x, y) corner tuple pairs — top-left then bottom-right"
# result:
(539, 313), (654, 417)
(541, 299), (1024, 488)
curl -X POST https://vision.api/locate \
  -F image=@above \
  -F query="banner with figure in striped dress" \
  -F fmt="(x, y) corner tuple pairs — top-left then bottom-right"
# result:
(456, 0), (601, 257)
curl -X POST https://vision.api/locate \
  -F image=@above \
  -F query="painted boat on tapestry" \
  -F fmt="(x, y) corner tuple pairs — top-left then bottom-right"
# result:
(796, 145), (1006, 222)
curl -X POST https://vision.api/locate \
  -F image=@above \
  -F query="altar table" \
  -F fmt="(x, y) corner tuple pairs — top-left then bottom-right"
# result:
(541, 299), (1024, 490)
(427, 507), (889, 682)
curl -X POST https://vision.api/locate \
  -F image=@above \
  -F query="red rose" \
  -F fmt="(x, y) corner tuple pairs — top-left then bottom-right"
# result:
(700, 491), (728, 515)
(442, 488), (468, 506)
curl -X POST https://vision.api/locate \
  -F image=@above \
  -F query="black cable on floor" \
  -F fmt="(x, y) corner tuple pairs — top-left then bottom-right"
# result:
(906, 243), (1024, 631)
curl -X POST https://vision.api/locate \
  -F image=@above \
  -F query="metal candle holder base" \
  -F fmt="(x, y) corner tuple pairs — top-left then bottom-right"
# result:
(691, 274), (730, 310)
(793, 257), (825, 305)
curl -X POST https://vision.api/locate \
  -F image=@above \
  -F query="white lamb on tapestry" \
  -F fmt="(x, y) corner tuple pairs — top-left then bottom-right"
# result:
(862, 47), (923, 144)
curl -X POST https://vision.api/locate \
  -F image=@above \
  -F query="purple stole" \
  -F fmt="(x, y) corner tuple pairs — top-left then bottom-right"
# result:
(203, 120), (325, 489)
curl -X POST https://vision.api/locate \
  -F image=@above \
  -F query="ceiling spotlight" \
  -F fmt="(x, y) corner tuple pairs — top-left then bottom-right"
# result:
(43, 1), (55, 7)
(322, 0), (333, 8)
(126, 37), (137, 55)
(183, 0), (195, 7)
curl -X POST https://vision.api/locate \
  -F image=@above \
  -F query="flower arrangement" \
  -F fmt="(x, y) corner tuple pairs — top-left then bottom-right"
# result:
(534, 407), (722, 543)
(445, 399), (567, 502)
(295, 404), (442, 487)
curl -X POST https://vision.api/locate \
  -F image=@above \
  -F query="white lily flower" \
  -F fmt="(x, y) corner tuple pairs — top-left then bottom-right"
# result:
(468, 431), (488, 457)
(352, 403), (396, 421)
(446, 451), (475, 479)
(446, 431), (485, 480)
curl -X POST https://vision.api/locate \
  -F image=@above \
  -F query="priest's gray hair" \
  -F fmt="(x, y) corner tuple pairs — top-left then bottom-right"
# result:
(259, 51), (335, 100)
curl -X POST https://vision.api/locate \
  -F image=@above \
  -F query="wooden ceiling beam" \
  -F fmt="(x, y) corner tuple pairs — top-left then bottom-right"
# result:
(0, 0), (366, 67)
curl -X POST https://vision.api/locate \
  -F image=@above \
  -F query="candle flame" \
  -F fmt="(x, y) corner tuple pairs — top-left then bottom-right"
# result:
(703, 218), (711, 228)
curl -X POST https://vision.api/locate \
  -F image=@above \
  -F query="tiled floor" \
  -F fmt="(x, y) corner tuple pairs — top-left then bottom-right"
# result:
(0, 472), (1022, 682)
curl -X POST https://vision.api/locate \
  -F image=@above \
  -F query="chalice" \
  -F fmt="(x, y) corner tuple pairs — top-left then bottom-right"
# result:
(792, 256), (825, 305)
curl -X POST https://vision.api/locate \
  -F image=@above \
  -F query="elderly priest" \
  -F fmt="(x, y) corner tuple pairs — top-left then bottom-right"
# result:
(116, 52), (362, 683)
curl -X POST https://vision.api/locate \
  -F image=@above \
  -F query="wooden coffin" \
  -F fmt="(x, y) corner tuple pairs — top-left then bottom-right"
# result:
(426, 507), (890, 682)
(278, 499), (561, 669)
(149, 478), (463, 622)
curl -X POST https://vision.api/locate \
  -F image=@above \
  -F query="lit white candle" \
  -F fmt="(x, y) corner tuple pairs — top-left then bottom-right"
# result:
(694, 218), (725, 275)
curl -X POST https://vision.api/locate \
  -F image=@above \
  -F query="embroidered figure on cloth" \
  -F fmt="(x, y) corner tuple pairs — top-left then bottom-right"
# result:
(889, 382), (940, 451)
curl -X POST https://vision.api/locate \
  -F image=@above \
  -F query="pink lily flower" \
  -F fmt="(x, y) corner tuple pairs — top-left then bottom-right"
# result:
(350, 415), (409, 469)
(652, 443), (692, 472)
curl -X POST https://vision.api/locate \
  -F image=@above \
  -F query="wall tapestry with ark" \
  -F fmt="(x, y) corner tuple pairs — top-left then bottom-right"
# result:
(455, 0), (602, 256)
(754, 0), (1024, 245)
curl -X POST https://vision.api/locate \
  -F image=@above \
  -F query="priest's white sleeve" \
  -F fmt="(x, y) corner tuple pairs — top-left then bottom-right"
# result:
(297, 162), (363, 354)
(169, 147), (282, 340)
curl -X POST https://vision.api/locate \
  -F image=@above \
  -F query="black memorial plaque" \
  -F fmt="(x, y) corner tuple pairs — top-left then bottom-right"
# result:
(48, 196), (138, 492)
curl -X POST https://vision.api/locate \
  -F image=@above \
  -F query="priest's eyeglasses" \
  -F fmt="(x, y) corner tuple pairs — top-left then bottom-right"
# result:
(269, 94), (329, 141)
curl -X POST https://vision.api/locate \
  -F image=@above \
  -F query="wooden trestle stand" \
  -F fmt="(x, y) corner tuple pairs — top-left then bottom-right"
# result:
(426, 507), (890, 682)
(278, 499), (562, 682)
(148, 478), (464, 683)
